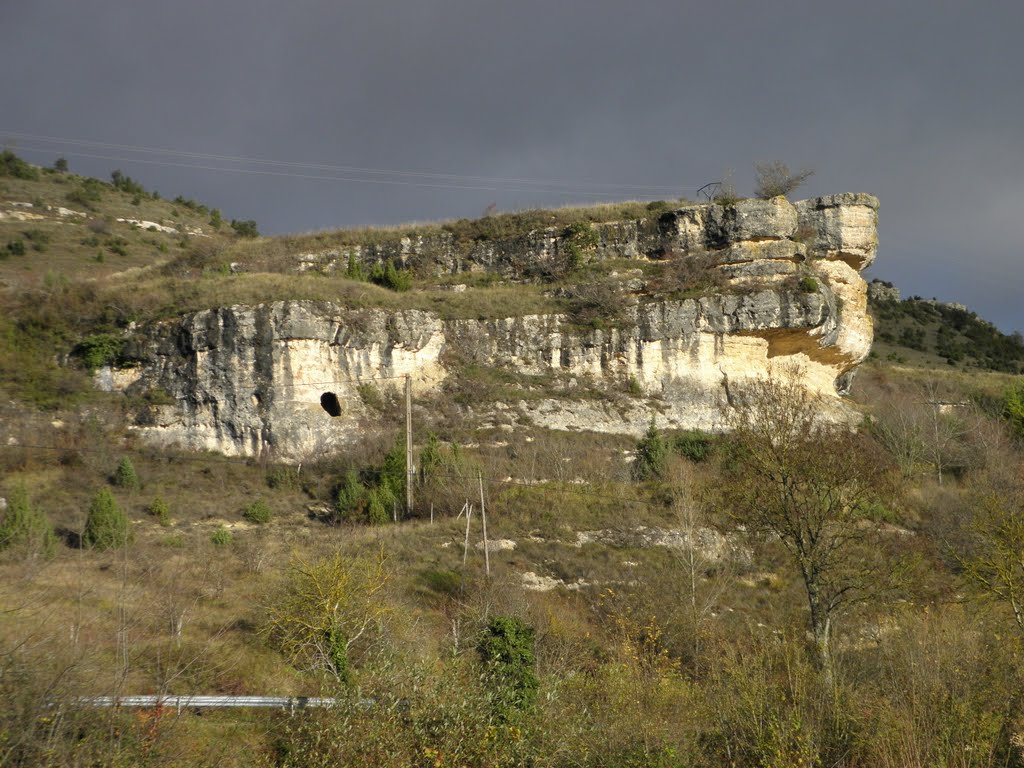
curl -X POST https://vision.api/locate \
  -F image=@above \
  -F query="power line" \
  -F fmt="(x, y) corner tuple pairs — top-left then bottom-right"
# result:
(15, 145), (630, 197)
(2, 130), (685, 196)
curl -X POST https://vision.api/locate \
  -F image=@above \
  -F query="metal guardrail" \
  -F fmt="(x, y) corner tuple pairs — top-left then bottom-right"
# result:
(78, 696), (347, 711)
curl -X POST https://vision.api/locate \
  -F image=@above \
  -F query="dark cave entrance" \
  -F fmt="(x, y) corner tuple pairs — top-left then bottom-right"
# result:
(320, 392), (342, 417)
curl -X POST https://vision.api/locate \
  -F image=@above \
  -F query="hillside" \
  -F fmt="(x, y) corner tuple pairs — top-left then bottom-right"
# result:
(868, 280), (1024, 373)
(2, 155), (1024, 767)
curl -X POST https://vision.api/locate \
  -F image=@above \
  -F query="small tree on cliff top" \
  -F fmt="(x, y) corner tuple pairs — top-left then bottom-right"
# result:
(754, 161), (814, 199)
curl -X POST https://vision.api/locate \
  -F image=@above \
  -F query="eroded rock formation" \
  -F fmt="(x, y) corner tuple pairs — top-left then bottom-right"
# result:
(99, 193), (878, 460)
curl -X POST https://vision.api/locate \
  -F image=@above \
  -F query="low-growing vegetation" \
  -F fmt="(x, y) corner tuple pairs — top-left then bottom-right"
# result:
(3, 152), (1024, 767)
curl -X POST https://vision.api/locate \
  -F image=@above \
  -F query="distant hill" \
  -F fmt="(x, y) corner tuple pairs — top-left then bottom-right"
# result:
(868, 280), (1024, 374)
(0, 149), (255, 289)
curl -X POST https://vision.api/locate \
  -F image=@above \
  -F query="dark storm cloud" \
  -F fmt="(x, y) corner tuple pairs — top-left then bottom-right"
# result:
(2, 1), (1021, 331)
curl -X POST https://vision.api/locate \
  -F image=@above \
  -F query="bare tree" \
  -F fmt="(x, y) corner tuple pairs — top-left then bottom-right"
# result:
(753, 161), (814, 200)
(956, 468), (1024, 634)
(725, 371), (895, 684)
(669, 464), (731, 669)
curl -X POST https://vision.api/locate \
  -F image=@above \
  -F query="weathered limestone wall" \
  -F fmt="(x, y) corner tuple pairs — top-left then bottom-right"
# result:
(98, 194), (879, 460)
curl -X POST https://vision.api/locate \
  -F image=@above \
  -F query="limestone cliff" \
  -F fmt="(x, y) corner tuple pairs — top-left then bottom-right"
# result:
(98, 193), (878, 460)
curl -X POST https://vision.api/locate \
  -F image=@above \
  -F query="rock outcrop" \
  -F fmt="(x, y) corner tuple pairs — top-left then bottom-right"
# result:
(98, 194), (879, 460)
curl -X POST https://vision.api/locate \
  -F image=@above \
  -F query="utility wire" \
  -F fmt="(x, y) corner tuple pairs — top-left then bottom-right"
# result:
(2, 130), (685, 196)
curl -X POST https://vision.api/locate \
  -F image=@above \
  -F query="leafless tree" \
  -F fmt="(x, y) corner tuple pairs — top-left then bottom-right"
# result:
(725, 370), (896, 684)
(753, 161), (814, 200)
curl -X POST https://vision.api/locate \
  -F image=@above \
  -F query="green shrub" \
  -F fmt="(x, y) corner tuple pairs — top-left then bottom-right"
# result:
(75, 333), (124, 370)
(477, 616), (539, 716)
(147, 495), (170, 526)
(366, 486), (394, 525)
(230, 219), (259, 238)
(83, 488), (130, 550)
(378, 438), (407, 501)
(369, 260), (412, 292)
(53, 156), (68, 173)
(672, 430), (714, 462)
(66, 178), (103, 209)
(105, 238), (128, 257)
(418, 433), (443, 483)
(334, 470), (367, 524)
(211, 526), (232, 547)
(22, 229), (49, 251)
(5, 239), (25, 257)
(111, 457), (141, 491)
(1003, 380), (1024, 440)
(209, 208), (223, 229)
(345, 254), (366, 282)
(0, 486), (57, 557)
(266, 465), (301, 491)
(243, 499), (272, 524)
(798, 276), (818, 293)
(0, 150), (39, 180)
(110, 170), (148, 197)
(561, 220), (600, 272)
(632, 421), (669, 481)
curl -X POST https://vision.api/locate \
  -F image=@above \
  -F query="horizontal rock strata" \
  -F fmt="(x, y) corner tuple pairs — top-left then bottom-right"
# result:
(98, 194), (878, 460)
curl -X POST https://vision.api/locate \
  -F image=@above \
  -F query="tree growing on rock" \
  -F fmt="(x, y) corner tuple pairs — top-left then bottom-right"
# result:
(754, 161), (814, 199)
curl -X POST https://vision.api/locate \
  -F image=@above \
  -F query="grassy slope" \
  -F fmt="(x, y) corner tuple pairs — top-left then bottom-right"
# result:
(2, 155), (1024, 765)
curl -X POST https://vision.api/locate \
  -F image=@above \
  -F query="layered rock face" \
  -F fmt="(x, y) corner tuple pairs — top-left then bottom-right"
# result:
(101, 194), (878, 460)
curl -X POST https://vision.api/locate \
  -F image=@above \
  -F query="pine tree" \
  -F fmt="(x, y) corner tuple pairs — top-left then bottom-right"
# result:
(0, 486), (57, 557)
(83, 488), (130, 550)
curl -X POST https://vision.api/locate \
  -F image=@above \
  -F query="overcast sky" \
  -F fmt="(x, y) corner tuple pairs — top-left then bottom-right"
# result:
(2, 1), (1021, 332)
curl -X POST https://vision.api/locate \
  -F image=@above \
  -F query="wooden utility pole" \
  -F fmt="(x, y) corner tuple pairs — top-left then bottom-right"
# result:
(462, 503), (473, 567)
(479, 472), (489, 577)
(405, 375), (413, 515)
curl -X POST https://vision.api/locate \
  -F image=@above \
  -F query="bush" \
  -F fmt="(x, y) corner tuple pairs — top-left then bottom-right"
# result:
(230, 219), (259, 238)
(211, 526), (232, 547)
(53, 156), (68, 173)
(66, 178), (103, 209)
(1003, 380), (1024, 440)
(476, 616), (539, 716)
(111, 457), (141, 491)
(266, 465), (301, 491)
(369, 260), (412, 292)
(0, 150), (39, 180)
(109, 170), (148, 197)
(754, 161), (814, 199)
(798, 276), (818, 293)
(83, 488), (130, 550)
(632, 421), (669, 482)
(0, 486), (57, 557)
(147, 495), (170, 526)
(262, 550), (391, 682)
(5, 239), (25, 257)
(334, 469), (367, 524)
(366, 486), (394, 525)
(673, 430), (714, 462)
(74, 333), (124, 371)
(243, 499), (272, 524)
(345, 254), (366, 282)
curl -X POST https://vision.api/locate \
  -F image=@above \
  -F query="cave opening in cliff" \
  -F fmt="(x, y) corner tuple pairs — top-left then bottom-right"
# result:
(320, 392), (342, 417)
